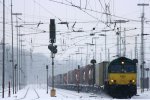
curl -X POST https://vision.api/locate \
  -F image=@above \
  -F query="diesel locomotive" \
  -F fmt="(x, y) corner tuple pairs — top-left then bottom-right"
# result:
(106, 57), (137, 97)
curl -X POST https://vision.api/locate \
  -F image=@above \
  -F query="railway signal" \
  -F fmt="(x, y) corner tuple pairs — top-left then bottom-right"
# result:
(77, 65), (80, 93)
(90, 59), (96, 87)
(48, 44), (57, 54)
(14, 64), (17, 94)
(48, 19), (57, 97)
(46, 65), (48, 94)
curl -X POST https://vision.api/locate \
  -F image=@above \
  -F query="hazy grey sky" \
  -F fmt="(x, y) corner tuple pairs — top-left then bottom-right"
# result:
(1, 0), (150, 66)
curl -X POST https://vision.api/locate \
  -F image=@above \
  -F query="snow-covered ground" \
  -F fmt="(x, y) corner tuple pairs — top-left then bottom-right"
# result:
(0, 85), (150, 100)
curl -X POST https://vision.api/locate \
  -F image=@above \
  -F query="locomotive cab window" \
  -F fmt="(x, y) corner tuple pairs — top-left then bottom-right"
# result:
(109, 65), (122, 73)
(124, 65), (136, 73)
(108, 64), (136, 73)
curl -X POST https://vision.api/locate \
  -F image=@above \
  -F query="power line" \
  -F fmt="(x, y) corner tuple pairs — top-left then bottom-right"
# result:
(49, 0), (141, 22)
(0, 0), (45, 35)
(98, 0), (105, 12)
(64, 0), (113, 29)
(32, 0), (61, 21)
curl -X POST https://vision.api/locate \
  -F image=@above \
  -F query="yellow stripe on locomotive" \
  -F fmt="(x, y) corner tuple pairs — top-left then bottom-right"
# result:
(107, 57), (137, 86)
(108, 73), (136, 85)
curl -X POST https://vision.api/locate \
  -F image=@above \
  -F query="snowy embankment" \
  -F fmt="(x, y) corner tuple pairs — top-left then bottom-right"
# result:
(132, 89), (150, 99)
(0, 85), (150, 100)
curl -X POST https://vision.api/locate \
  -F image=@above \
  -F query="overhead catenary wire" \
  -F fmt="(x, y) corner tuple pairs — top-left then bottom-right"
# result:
(49, 0), (141, 22)
(64, 0), (114, 30)
(0, 0), (145, 22)
(0, 0), (45, 47)
(1, 0), (150, 64)
(32, 0), (62, 21)
(0, 0), (47, 31)
(98, 0), (105, 12)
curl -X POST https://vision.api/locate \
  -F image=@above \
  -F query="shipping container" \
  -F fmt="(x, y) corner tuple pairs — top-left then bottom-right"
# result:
(95, 61), (109, 87)
(79, 67), (85, 84)
(68, 70), (74, 84)
(72, 69), (79, 85)
(63, 73), (68, 84)
(85, 65), (94, 85)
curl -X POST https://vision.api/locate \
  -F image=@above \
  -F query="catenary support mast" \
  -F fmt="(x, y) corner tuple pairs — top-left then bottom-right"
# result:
(137, 3), (149, 93)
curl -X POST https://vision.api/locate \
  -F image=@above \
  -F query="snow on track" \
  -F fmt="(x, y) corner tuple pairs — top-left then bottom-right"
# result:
(34, 86), (112, 100)
(1, 85), (150, 100)
(0, 86), (40, 100)
(33, 88), (40, 100)
(15, 87), (40, 100)
(15, 87), (30, 100)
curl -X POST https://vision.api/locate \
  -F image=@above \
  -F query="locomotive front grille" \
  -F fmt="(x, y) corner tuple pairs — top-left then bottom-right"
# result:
(108, 73), (136, 85)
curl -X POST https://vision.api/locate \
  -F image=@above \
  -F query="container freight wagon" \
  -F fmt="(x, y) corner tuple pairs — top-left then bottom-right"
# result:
(54, 74), (63, 85)
(68, 70), (74, 84)
(63, 73), (68, 84)
(79, 67), (85, 85)
(85, 65), (94, 85)
(95, 61), (109, 88)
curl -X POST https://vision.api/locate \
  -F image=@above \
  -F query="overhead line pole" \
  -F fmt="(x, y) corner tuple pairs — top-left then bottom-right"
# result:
(135, 35), (139, 87)
(123, 28), (126, 57)
(20, 39), (24, 89)
(10, 0), (15, 94)
(85, 43), (90, 65)
(12, 13), (22, 93)
(116, 28), (119, 57)
(137, 3), (149, 93)
(18, 26), (23, 90)
(135, 36), (137, 59)
(115, 20), (128, 57)
(102, 31), (107, 61)
(2, 0), (5, 98)
(19, 27), (20, 90)
(101, 30), (111, 61)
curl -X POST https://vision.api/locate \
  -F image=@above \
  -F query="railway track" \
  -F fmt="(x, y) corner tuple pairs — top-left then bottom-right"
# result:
(56, 88), (105, 99)
(15, 87), (40, 100)
(33, 88), (40, 100)
(55, 87), (114, 99)
(15, 88), (29, 100)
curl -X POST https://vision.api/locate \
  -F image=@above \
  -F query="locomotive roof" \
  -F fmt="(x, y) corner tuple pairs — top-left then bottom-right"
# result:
(109, 57), (135, 65)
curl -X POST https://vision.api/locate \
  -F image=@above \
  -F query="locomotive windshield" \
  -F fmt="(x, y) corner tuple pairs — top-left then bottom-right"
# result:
(109, 65), (136, 73)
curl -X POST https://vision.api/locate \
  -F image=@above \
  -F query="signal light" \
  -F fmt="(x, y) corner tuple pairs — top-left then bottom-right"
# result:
(53, 45), (57, 54)
(50, 19), (56, 43)
(48, 44), (57, 54)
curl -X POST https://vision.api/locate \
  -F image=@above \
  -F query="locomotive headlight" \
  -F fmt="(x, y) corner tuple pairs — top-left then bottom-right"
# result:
(121, 61), (124, 64)
(132, 80), (135, 83)
(130, 80), (135, 83)
(111, 80), (114, 83)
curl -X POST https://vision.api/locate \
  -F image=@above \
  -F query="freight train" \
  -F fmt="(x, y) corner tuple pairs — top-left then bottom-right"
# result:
(49, 57), (137, 98)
